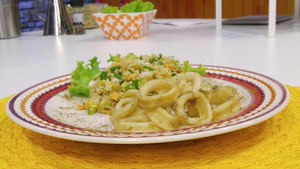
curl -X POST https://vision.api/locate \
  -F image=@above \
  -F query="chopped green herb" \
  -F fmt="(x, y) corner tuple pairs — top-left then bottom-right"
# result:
(171, 73), (177, 76)
(87, 104), (97, 115)
(107, 54), (120, 63)
(149, 58), (156, 64)
(140, 56), (143, 60)
(158, 53), (162, 60)
(143, 65), (155, 71)
(131, 79), (140, 89)
(100, 71), (109, 80)
(124, 85), (131, 91)
(149, 54), (163, 64)
(123, 79), (143, 91)
(114, 72), (122, 79)
(110, 66), (121, 73)
(126, 53), (138, 59)
(183, 61), (207, 76)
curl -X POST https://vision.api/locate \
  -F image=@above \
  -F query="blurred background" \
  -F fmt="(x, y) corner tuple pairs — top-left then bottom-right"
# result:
(19, 0), (297, 32)
(103, 0), (296, 18)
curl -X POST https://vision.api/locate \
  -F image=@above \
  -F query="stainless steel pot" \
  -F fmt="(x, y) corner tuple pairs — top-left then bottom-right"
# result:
(0, 0), (21, 39)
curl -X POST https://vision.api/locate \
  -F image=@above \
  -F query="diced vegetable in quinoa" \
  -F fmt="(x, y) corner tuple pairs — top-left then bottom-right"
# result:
(69, 53), (206, 115)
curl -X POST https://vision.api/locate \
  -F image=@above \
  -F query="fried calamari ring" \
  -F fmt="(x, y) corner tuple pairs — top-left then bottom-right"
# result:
(212, 100), (241, 121)
(111, 98), (137, 121)
(147, 107), (179, 130)
(120, 109), (150, 122)
(176, 92), (212, 126)
(122, 89), (138, 98)
(173, 72), (201, 94)
(138, 79), (179, 108)
(209, 86), (237, 105)
(209, 86), (241, 116)
(212, 95), (239, 115)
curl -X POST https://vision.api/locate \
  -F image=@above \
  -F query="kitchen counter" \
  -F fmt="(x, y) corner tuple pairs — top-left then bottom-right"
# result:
(0, 19), (300, 98)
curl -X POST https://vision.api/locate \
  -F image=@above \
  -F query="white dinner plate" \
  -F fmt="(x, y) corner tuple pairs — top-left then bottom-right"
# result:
(6, 65), (290, 144)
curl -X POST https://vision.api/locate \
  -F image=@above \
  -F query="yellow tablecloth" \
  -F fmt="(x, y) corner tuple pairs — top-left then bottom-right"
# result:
(0, 86), (299, 169)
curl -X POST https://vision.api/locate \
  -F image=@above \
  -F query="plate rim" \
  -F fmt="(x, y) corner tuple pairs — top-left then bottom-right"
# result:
(5, 65), (290, 144)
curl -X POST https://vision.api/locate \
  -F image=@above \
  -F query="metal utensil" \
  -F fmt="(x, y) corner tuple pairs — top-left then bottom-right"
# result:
(36, 0), (73, 35)
(0, 0), (21, 39)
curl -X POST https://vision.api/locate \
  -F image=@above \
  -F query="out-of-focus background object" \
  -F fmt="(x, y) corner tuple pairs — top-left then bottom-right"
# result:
(19, 0), (71, 32)
(36, 0), (73, 35)
(214, 0), (299, 37)
(0, 0), (21, 39)
(93, 9), (157, 40)
(223, 14), (293, 25)
(66, 3), (105, 29)
(70, 0), (85, 34)
(18, 0), (300, 32)
(82, 4), (104, 28)
(102, 0), (299, 19)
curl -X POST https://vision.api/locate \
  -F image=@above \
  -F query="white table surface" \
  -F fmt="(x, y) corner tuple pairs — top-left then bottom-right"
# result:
(0, 19), (300, 98)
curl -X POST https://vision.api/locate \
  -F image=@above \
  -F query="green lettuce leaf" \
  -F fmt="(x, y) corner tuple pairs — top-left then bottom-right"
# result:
(107, 53), (120, 63)
(126, 52), (138, 59)
(142, 1), (154, 11)
(183, 61), (207, 76)
(120, 3), (136, 13)
(102, 6), (119, 13)
(121, 0), (154, 13)
(68, 57), (100, 97)
(102, 1), (154, 13)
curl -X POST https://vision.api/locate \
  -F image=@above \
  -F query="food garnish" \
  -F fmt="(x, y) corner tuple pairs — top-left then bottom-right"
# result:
(68, 57), (100, 97)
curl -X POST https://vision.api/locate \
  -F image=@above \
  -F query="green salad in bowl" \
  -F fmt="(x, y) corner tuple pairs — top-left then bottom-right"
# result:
(92, 0), (157, 40)
(102, 0), (154, 13)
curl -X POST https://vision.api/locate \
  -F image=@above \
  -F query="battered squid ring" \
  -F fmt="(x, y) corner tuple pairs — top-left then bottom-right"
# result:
(209, 86), (240, 117)
(212, 95), (239, 115)
(111, 98), (137, 122)
(176, 92), (212, 126)
(209, 86), (237, 105)
(147, 107), (179, 130)
(120, 110), (150, 122)
(122, 89), (138, 99)
(173, 72), (201, 94)
(212, 99), (241, 121)
(138, 79), (179, 108)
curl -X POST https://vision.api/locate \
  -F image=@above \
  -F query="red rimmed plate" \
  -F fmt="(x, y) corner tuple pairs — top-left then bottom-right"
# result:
(6, 65), (290, 144)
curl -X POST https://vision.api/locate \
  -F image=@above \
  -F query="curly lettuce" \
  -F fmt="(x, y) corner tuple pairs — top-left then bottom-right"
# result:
(121, 0), (154, 13)
(107, 54), (120, 63)
(102, 0), (154, 14)
(126, 52), (138, 59)
(101, 6), (119, 13)
(68, 57), (100, 97)
(142, 1), (154, 12)
(183, 61), (207, 76)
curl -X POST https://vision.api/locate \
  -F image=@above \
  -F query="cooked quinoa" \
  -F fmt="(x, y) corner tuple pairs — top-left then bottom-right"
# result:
(84, 53), (184, 115)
